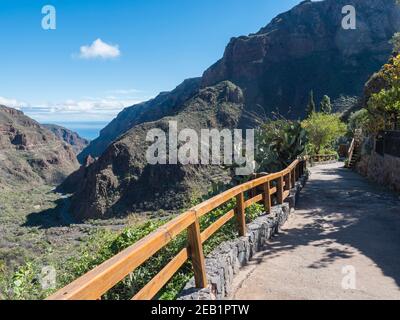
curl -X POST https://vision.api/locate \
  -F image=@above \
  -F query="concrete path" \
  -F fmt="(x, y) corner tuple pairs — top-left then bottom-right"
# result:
(231, 162), (400, 300)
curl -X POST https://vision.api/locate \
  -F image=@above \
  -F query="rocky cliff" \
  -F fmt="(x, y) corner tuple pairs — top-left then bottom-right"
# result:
(202, 0), (400, 118)
(0, 105), (79, 188)
(43, 124), (89, 154)
(70, 0), (400, 219)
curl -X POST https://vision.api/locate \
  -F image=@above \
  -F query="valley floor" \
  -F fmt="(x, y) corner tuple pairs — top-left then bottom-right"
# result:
(0, 184), (148, 299)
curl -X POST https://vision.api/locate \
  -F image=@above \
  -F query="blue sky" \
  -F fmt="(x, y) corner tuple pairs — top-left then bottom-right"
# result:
(0, 0), (300, 126)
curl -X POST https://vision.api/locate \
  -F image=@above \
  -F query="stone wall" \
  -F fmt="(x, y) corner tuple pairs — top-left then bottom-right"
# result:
(178, 175), (308, 300)
(355, 152), (400, 193)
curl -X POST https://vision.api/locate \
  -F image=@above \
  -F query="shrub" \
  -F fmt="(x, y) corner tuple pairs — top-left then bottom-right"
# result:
(301, 112), (347, 155)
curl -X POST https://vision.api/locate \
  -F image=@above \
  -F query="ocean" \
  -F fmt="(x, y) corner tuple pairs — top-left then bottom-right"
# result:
(52, 121), (109, 141)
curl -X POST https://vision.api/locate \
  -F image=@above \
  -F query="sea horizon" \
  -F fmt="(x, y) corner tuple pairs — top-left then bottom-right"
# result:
(42, 121), (109, 141)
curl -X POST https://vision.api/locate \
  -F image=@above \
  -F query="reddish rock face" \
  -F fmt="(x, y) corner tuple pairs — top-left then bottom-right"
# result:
(43, 124), (89, 154)
(0, 105), (79, 186)
(202, 0), (400, 119)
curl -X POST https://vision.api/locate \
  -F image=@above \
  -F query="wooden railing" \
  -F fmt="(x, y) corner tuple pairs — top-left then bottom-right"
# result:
(47, 159), (307, 300)
(310, 154), (337, 162)
(346, 138), (356, 167)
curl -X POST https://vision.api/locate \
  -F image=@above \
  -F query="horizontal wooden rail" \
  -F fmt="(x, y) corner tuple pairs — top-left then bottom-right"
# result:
(47, 158), (307, 300)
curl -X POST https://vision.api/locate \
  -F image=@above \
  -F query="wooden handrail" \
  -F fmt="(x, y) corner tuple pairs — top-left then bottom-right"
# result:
(347, 138), (355, 167)
(47, 159), (307, 300)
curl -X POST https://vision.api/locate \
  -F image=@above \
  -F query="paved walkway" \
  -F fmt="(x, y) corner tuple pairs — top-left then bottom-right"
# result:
(231, 162), (400, 300)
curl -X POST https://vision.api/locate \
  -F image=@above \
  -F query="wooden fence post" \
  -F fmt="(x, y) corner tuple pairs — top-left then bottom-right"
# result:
(277, 176), (284, 204)
(291, 168), (296, 188)
(187, 219), (207, 288)
(284, 173), (290, 191)
(235, 193), (246, 236)
(262, 180), (271, 214)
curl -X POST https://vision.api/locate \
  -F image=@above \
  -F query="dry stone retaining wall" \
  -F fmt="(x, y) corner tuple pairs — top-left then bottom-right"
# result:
(355, 152), (400, 193)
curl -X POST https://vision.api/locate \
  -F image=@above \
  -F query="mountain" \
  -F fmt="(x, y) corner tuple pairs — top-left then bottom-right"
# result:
(0, 105), (79, 188)
(69, 0), (400, 220)
(202, 0), (400, 118)
(67, 81), (245, 219)
(43, 124), (89, 154)
(77, 78), (202, 161)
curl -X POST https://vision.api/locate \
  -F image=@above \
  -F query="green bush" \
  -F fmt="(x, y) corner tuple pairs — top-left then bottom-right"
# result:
(301, 112), (347, 155)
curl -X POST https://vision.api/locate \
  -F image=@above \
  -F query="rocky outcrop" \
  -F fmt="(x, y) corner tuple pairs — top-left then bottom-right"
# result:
(202, 0), (400, 119)
(0, 105), (79, 187)
(43, 124), (89, 154)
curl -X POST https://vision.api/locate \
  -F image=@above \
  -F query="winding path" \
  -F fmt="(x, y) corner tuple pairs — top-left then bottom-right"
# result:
(231, 162), (400, 300)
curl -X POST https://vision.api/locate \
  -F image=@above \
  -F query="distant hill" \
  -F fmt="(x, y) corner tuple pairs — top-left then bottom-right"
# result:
(77, 77), (202, 162)
(0, 105), (79, 188)
(43, 124), (89, 154)
(70, 0), (400, 219)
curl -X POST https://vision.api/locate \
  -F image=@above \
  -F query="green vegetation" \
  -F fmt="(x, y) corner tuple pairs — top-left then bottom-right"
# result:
(320, 95), (332, 114)
(351, 54), (400, 133)
(301, 112), (347, 155)
(368, 54), (400, 130)
(390, 32), (400, 53)
(391, 1), (400, 53)
(1, 196), (265, 300)
(305, 90), (316, 117)
(256, 118), (307, 172)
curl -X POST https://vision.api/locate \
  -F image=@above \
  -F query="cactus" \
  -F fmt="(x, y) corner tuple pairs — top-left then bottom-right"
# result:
(255, 119), (307, 173)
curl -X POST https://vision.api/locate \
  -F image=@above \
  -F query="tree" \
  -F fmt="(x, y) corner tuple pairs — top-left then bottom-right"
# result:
(348, 108), (384, 135)
(368, 86), (400, 130)
(366, 54), (400, 130)
(390, 32), (400, 53)
(320, 95), (332, 114)
(305, 90), (316, 117)
(301, 113), (347, 155)
(390, 1), (400, 52)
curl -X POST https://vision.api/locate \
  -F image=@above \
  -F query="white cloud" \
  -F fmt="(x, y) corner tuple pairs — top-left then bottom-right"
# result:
(1, 91), (153, 123)
(79, 38), (120, 59)
(0, 96), (29, 109)
(21, 96), (143, 122)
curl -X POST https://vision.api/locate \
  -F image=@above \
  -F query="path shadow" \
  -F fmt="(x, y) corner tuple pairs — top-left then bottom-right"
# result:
(251, 163), (400, 287)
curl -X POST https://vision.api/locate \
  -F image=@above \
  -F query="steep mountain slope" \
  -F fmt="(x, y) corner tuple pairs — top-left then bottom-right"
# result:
(0, 105), (79, 188)
(67, 82), (245, 219)
(70, 0), (400, 219)
(78, 78), (202, 161)
(202, 0), (400, 118)
(43, 124), (89, 154)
